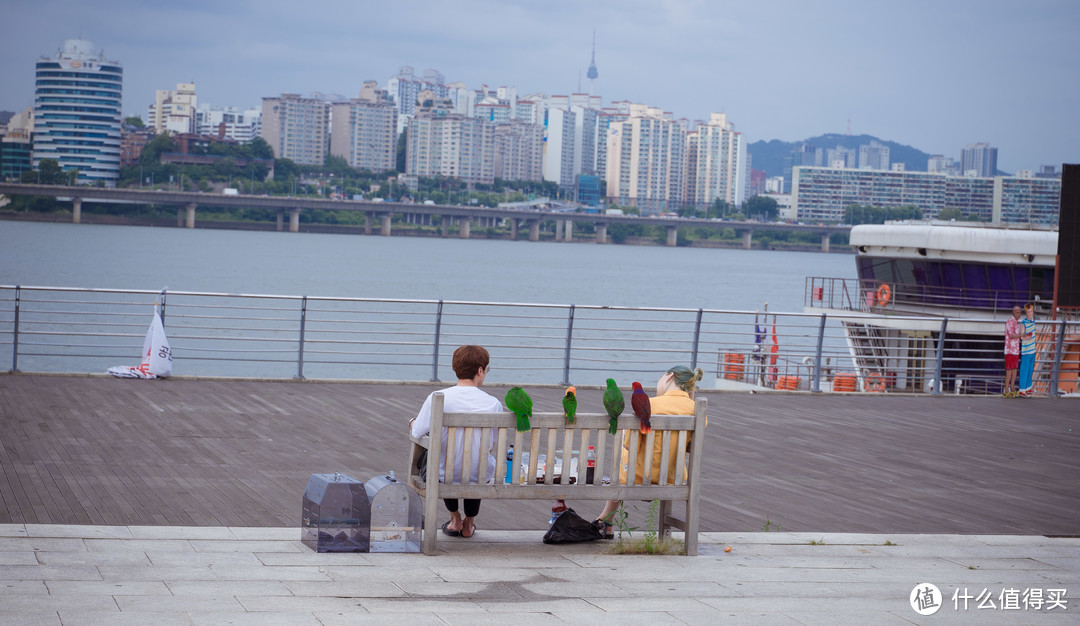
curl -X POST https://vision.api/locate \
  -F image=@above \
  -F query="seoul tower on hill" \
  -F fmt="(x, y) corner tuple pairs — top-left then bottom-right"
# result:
(586, 29), (599, 95)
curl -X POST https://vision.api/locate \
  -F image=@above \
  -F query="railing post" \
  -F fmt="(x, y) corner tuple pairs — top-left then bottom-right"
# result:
(689, 308), (703, 370)
(933, 317), (948, 395)
(561, 304), (575, 386)
(1049, 317), (1067, 397)
(811, 313), (827, 392)
(11, 285), (20, 373)
(159, 288), (167, 325)
(296, 296), (307, 380)
(430, 300), (443, 382)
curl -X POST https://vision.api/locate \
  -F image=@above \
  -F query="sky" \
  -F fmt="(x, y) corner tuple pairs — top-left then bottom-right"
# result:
(2, 0), (1077, 173)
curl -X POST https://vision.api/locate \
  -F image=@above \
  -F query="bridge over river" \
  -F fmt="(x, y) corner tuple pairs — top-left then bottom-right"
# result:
(0, 183), (850, 250)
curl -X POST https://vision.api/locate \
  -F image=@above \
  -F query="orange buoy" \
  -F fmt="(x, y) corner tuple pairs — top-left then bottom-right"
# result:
(832, 373), (857, 392)
(876, 283), (892, 306)
(866, 373), (886, 393)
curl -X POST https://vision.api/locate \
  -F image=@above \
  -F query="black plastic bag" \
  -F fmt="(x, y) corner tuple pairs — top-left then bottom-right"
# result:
(542, 508), (604, 544)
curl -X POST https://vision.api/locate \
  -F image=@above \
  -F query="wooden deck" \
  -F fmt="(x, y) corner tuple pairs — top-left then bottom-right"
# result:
(0, 374), (1076, 535)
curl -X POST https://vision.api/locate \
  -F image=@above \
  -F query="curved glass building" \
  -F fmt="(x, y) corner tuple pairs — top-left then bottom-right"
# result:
(32, 39), (123, 186)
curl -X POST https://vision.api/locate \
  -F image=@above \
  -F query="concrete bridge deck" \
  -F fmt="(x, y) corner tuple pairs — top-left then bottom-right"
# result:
(1, 375), (1076, 535)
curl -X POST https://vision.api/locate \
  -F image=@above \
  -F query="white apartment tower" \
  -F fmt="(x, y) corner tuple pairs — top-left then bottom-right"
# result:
(147, 83), (197, 134)
(406, 110), (495, 184)
(542, 107), (577, 190)
(329, 83), (398, 172)
(605, 106), (687, 214)
(685, 113), (746, 209)
(493, 120), (543, 182)
(260, 94), (330, 165)
(33, 39), (123, 185)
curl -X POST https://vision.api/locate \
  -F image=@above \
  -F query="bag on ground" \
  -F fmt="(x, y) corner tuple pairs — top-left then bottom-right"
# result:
(542, 508), (604, 544)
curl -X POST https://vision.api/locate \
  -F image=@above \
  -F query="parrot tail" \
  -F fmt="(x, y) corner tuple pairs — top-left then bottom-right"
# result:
(608, 416), (618, 435)
(640, 419), (651, 434)
(517, 413), (531, 432)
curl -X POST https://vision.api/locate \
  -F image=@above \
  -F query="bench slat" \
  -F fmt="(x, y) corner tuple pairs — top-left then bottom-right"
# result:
(657, 430), (671, 486)
(440, 412), (694, 430)
(437, 483), (690, 500)
(626, 429), (639, 485)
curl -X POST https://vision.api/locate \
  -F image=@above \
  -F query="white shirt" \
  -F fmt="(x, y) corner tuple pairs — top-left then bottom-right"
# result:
(411, 385), (503, 483)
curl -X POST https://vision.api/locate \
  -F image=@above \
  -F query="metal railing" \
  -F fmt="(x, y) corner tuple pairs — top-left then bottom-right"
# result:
(1, 285), (1077, 396)
(806, 276), (1054, 316)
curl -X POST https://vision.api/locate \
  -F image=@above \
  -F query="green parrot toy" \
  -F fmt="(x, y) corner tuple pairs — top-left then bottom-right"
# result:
(602, 378), (624, 435)
(562, 386), (577, 424)
(505, 386), (533, 432)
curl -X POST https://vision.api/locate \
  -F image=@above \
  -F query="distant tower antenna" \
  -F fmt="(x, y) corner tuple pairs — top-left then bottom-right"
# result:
(586, 29), (599, 95)
(847, 117), (851, 135)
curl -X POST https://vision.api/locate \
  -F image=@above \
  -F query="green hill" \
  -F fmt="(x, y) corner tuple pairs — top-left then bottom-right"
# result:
(749, 134), (934, 179)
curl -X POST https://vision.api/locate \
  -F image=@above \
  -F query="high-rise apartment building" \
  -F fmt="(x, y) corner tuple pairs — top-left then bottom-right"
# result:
(542, 107), (577, 190)
(195, 105), (261, 142)
(329, 83), (398, 172)
(260, 94), (330, 165)
(605, 106), (687, 214)
(826, 145), (856, 169)
(858, 140), (890, 170)
(961, 142), (998, 177)
(685, 113), (746, 210)
(147, 83), (197, 134)
(792, 166), (1060, 225)
(406, 109), (494, 184)
(1, 108), (34, 180)
(32, 39), (123, 185)
(493, 120), (543, 182)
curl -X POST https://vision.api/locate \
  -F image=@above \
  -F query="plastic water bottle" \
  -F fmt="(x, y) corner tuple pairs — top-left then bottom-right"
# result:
(505, 444), (514, 484)
(586, 446), (596, 485)
(549, 499), (567, 524)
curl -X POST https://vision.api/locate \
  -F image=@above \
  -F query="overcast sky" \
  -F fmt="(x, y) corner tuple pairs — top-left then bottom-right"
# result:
(2, 0), (1076, 173)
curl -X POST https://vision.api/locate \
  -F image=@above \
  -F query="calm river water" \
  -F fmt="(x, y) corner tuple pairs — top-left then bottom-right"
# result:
(0, 221), (854, 313)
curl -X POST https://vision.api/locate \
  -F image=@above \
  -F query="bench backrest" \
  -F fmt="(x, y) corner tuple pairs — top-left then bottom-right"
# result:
(420, 392), (706, 497)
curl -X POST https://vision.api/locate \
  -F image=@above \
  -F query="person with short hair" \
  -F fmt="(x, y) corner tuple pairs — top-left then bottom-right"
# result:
(1003, 305), (1023, 397)
(410, 345), (501, 538)
(594, 365), (706, 536)
(1018, 303), (1038, 397)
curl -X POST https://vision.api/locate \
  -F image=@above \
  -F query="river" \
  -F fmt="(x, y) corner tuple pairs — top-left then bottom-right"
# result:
(0, 221), (854, 313)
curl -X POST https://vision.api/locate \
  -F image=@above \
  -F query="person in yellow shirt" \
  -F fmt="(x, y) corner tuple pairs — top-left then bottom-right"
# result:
(594, 365), (705, 536)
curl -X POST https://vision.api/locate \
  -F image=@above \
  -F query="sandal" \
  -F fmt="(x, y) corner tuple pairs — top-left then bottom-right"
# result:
(460, 518), (476, 538)
(440, 521), (460, 537)
(595, 520), (614, 540)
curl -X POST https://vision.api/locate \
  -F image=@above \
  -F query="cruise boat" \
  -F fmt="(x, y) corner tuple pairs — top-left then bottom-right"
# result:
(805, 221), (1079, 394)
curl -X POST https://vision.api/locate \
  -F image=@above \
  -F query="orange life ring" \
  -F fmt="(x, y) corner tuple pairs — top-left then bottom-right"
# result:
(876, 283), (892, 306)
(866, 373), (886, 393)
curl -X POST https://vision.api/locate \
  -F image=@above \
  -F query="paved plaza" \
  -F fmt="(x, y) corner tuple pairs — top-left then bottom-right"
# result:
(1, 524), (1077, 624)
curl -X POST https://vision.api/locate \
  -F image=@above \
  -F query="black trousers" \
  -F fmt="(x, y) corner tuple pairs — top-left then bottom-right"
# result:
(443, 498), (481, 517)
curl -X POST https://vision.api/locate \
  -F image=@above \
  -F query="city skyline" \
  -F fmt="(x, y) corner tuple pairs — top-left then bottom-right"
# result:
(2, 0), (1077, 174)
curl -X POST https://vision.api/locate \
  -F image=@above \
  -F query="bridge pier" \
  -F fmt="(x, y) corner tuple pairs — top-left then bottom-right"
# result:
(381, 214), (391, 236)
(72, 198), (81, 224)
(441, 217), (449, 238)
(276, 209), (283, 232)
(666, 225), (678, 247)
(365, 212), (373, 235)
(742, 230), (753, 250)
(185, 203), (196, 229)
(564, 220), (573, 242)
(289, 207), (300, 233)
(554, 220), (564, 242)
(510, 219), (518, 240)
(528, 220), (540, 242)
(596, 222), (607, 244)
(460, 218), (471, 239)
(821, 232), (831, 253)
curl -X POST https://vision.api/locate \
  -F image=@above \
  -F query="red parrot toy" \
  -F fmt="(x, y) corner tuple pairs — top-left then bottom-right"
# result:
(631, 381), (651, 434)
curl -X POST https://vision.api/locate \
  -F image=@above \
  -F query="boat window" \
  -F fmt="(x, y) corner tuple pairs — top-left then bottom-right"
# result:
(962, 263), (991, 308)
(940, 262), (964, 307)
(987, 265), (1015, 309)
(1013, 267), (1031, 303)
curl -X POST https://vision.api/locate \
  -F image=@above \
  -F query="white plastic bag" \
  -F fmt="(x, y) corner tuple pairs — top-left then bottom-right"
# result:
(108, 305), (172, 379)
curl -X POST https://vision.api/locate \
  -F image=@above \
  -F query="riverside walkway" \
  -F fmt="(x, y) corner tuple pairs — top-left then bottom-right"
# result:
(0, 375), (1077, 622)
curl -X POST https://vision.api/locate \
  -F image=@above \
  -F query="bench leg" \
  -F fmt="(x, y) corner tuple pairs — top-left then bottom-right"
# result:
(658, 500), (672, 537)
(684, 497), (698, 556)
(422, 493), (440, 555)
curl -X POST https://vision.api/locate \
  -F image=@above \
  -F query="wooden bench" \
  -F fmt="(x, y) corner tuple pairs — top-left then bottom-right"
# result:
(407, 392), (707, 555)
